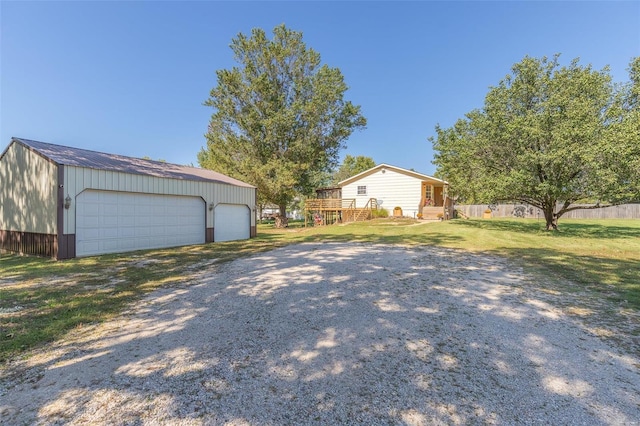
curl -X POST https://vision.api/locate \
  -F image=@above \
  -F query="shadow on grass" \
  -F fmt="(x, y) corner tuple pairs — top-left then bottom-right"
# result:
(3, 218), (638, 362)
(454, 219), (640, 239)
(295, 231), (465, 247)
(0, 237), (298, 361)
(0, 255), (183, 362)
(495, 247), (640, 309)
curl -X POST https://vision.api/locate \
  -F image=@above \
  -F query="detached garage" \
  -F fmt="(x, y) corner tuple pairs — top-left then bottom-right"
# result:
(0, 138), (257, 259)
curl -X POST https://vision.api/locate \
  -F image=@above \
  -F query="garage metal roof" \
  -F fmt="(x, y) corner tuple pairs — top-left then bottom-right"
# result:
(9, 137), (255, 188)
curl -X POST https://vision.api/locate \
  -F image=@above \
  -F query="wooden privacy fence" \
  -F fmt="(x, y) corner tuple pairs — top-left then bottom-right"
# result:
(456, 204), (640, 219)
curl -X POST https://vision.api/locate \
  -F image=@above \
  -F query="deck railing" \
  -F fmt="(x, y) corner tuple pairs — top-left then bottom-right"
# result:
(305, 198), (379, 226)
(353, 198), (378, 221)
(305, 198), (355, 210)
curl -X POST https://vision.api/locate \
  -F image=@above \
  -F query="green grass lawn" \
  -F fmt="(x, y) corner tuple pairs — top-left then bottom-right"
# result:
(1, 218), (639, 363)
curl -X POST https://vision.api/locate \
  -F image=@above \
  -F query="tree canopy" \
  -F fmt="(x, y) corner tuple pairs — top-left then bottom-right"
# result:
(331, 155), (376, 184)
(198, 25), (366, 223)
(431, 55), (640, 229)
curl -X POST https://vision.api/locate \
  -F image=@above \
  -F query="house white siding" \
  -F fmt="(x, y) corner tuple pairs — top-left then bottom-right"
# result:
(341, 168), (423, 217)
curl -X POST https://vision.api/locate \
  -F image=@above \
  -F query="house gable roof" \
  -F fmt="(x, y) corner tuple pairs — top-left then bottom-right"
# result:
(6, 138), (255, 188)
(338, 163), (447, 186)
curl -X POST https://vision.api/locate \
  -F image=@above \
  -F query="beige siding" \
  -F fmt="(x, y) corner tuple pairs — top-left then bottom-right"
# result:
(0, 143), (58, 234)
(63, 166), (255, 234)
(212, 185), (256, 229)
(342, 168), (423, 217)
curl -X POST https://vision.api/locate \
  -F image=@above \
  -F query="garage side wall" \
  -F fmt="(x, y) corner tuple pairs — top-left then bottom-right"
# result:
(0, 142), (59, 257)
(63, 166), (256, 252)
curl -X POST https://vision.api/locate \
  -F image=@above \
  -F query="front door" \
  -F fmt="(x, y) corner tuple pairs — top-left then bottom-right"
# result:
(434, 187), (443, 206)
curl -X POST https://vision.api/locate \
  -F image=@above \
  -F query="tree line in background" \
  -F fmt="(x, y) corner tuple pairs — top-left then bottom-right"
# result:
(431, 55), (639, 230)
(330, 154), (376, 185)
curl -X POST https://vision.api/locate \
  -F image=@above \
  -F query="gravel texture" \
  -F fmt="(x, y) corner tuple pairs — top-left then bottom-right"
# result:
(1, 242), (639, 425)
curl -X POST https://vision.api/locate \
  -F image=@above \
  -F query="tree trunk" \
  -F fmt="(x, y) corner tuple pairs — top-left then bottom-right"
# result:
(542, 203), (558, 230)
(275, 204), (289, 228)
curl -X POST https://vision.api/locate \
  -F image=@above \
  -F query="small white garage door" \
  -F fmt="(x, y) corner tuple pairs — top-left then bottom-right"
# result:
(76, 190), (205, 257)
(214, 204), (250, 242)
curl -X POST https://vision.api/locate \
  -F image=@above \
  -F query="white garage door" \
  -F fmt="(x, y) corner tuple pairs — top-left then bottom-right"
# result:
(76, 191), (205, 257)
(214, 204), (250, 242)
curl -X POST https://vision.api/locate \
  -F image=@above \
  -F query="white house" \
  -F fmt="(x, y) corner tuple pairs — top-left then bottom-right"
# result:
(339, 164), (450, 219)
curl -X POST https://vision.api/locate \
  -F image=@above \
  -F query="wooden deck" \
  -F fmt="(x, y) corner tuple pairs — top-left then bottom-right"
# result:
(305, 198), (378, 226)
(305, 198), (449, 226)
(305, 198), (355, 210)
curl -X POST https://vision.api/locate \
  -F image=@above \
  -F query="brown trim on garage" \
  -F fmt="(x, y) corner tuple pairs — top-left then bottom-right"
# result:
(56, 165), (64, 259)
(250, 226), (257, 238)
(206, 227), (214, 243)
(0, 230), (57, 258)
(58, 234), (76, 259)
(55, 164), (76, 260)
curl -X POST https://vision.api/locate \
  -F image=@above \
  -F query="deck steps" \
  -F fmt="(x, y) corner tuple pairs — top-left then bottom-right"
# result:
(421, 206), (444, 220)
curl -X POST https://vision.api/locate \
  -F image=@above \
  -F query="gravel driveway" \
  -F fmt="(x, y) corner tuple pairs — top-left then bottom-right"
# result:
(1, 242), (639, 425)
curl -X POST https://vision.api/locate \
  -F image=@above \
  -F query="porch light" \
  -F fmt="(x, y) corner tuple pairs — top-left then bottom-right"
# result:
(208, 203), (214, 211)
(64, 195), (71, 210)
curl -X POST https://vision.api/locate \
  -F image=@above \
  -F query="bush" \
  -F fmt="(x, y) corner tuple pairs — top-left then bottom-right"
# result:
(372, 208), (389, 218)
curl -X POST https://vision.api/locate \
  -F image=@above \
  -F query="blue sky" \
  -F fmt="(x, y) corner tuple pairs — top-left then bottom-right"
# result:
(1, 1), (639, 176)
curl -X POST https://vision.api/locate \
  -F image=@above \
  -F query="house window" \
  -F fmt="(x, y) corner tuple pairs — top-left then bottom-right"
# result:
(357, 185), (367, 196)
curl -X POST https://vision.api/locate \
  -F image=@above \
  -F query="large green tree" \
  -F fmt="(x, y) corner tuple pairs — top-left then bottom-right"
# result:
(331, 155), (376, 184)
(198, 25), (366, 224)
(431, 55), (640, 230)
